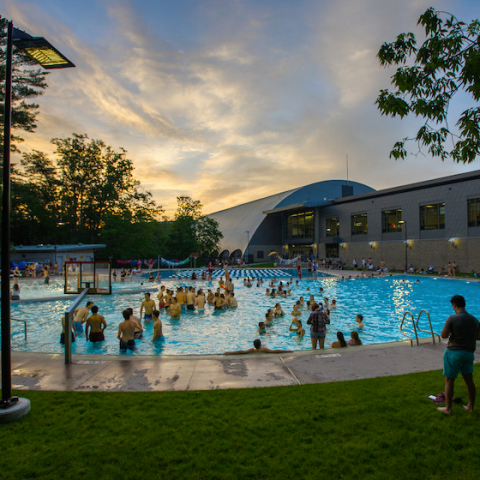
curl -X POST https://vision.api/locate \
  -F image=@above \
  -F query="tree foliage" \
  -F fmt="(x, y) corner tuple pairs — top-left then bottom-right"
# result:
(12, 133), (163, 254)
(0, 18), (48, 154)
(376, 8), (480, 163)
(168, 196), (222, 260)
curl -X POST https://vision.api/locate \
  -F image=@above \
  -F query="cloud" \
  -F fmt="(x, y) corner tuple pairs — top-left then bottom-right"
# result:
(4, 0), (479, 218)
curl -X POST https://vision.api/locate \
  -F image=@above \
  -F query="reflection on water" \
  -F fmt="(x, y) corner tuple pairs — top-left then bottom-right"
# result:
(5, 275), (480, 356)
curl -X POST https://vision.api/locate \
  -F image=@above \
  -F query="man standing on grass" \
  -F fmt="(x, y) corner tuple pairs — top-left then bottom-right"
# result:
(438, 295), (480, 414)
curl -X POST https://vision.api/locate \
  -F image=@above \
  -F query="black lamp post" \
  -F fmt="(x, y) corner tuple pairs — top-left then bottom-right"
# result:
(1, 21), (74, 416)
(399, 220), (408, 272)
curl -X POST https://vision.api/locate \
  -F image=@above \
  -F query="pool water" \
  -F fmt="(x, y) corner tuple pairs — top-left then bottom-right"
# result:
(6, 275), (480, 355)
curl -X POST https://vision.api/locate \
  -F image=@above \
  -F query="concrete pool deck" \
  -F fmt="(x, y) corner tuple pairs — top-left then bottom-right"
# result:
(8, 340), (476, 393)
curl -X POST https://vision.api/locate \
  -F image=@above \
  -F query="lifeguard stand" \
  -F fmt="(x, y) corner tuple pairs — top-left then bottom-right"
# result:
(64, 261), (112, 295)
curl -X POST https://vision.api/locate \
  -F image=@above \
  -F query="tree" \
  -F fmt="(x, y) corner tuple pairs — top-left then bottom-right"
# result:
(0, 18), (48, 154)
(376, 8), (480, 163)
(17, 133), (163, 247)
(168, 196), (222, 260)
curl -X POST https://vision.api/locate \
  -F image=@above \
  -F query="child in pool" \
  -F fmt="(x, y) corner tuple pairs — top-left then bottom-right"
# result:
(289, 318), (305, 337)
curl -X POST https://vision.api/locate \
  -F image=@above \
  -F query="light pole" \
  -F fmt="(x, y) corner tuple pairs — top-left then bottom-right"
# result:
(399, 220), (408, 272)
(1, 22), (74, 419)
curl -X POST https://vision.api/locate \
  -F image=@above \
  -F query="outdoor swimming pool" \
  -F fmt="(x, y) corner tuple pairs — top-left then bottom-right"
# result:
(6, 273), (480, 355)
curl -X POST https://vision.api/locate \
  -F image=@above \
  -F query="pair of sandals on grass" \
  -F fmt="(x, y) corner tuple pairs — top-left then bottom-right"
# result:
(431, 393), (463, 404)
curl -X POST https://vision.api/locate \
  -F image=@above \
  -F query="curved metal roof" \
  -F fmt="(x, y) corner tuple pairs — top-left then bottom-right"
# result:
(208, 179), (374, 255)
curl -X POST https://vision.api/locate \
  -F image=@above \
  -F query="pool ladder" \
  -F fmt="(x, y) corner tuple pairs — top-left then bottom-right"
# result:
(12, 317), (27, 341)
(400, 309), (441, 346)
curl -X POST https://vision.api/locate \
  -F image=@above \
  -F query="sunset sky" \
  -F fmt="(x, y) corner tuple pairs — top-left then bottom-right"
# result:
(3, 0), (480, 216)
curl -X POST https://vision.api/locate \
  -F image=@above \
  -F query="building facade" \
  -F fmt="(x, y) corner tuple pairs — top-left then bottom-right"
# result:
(208, 170), (480, 272)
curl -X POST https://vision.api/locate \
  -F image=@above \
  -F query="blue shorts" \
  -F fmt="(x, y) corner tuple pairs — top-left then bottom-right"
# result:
(310, 330), (326, 339)
(443, 349), (475, 379)
(144, 314), (152, 321)
(74, 321), (84, 333)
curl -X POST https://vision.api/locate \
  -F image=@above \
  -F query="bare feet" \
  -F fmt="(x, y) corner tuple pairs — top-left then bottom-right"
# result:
(463, 405), (474, 412)
(437, 407), (452, 414)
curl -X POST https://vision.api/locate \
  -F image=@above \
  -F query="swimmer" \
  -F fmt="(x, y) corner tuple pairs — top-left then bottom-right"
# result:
(151, 310), (164, 342)
(176, 287), (187, 312)
(186, 286), (196, 311)
(324, 297), (330, 308)
(196, 289), (206, 310)
(169, 298), (182, 318)
(291, 301), (302, 316)
(60, 316), (77, 344)
(73, 301), (94, 334)
(126, 307), (143, 338)
(140, 292), (156, 321)
(223, 339), (293, 355)
(148, 272), (154, 282)
(274, 303), (284, 317)
(206, 289), (215, 305)
(118, 309), (139, 351)
(265, 288), (271, 296)
(355, 314), (365, 328)
(298, 296), (305, 307)
(258, 322), (267, 334)
(228, 292), (238, 307)
(289, 318), (305, 337)
(330, 299), (337, 309)
(11, 282), (20, 300)
(85, 306), (107, 342)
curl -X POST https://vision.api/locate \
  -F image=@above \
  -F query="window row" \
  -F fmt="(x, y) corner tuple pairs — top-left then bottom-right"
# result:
(325, 201), (451, 236)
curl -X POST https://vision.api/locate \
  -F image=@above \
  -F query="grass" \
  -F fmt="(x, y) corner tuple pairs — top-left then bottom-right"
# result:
(2, 367), (480, 480)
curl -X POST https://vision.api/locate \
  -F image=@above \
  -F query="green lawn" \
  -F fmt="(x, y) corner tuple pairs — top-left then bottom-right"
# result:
(2, 367), (479, 479)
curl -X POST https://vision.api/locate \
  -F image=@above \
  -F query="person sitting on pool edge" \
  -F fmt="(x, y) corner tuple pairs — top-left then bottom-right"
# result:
(331, 331), (347, 348)
(289, 318), (305, 337)
(347, 331), (362, 346)
(85, 305), (107, 343)
(223, 339), (293, 355)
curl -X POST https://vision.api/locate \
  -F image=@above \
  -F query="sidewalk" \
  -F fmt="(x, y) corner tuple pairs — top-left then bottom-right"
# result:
(7, 340), (464, 393)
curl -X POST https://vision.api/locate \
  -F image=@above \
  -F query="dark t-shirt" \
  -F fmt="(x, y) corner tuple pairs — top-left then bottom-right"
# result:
(445, 311), (480, 352)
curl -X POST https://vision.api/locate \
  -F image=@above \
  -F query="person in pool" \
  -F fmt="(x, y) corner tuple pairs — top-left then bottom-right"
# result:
(140, 292), (156, 321)
(151, 310), (164, 342)
(258, 322), (267, 334)
(289, 318), (305, 337)
(85, 306), (107, 343)
(223, 339), (293, 355)
(118, 309), (139, 351)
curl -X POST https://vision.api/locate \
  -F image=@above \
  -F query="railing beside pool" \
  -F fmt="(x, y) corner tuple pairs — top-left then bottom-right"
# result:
(400, 309), (441, 346)
(64, 288), (89, 364)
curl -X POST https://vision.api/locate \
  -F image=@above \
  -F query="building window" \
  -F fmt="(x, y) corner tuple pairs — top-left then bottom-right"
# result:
(257, 251), (264, 259)
(382, 209), (403, 233)
(287, 211), (314, 238)
(468, 198), (480, 227)
(351, 213), (368, 235)
(420, 203), (445, 230)
(326, 217), (339, 237)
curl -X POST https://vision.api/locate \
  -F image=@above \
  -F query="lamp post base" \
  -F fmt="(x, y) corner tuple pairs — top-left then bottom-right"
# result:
(0, 397), (31, 424)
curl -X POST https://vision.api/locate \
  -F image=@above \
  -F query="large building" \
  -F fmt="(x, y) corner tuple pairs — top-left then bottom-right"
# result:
(208, 170), (480, 272)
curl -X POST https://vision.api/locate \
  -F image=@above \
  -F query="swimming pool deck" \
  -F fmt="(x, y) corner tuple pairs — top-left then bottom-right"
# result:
(9, 340), (470, 393)
(6, 269), (479, 393)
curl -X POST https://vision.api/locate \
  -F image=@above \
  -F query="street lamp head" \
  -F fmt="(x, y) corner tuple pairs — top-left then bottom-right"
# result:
(12, 27), (75, 69)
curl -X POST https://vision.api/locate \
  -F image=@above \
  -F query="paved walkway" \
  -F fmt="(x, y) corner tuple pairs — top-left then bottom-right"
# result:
(8, 340), (470, 392)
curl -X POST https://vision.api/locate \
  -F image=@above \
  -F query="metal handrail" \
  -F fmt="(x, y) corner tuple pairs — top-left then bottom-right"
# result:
(400, 311), (419, 346)
(64, 288), (89, 364)
(11, 317), (27, 341)
(415, 309), (441, 344)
